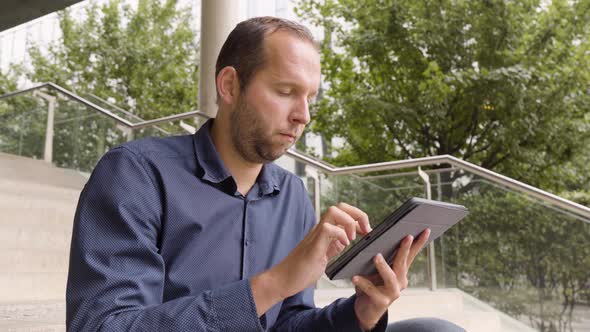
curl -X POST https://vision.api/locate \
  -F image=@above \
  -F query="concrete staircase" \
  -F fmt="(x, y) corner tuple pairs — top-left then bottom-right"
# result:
(0, 152), (539, 331)
(0, 153), (85, 331)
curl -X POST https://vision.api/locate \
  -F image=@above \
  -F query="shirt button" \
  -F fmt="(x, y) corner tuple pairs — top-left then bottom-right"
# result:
(245, 240), (249, 246)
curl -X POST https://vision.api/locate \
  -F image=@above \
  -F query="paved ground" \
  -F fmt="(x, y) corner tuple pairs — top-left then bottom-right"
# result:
(0, 301), (65, 332)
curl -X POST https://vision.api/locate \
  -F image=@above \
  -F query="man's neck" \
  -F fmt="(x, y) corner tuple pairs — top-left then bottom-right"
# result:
(210, 119), (262, 196)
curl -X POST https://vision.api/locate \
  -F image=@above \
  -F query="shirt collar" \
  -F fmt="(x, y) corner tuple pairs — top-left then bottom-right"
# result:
(193, 119), (281, 196)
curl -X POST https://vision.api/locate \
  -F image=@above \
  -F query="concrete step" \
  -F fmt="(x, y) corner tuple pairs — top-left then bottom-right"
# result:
(0, 222), (71, 251)
(0, 289), (533, 332)
(0, 154), (81, 306)
(460, 290), (537, 332)
(314, 288), (526, 332)
(0, 249), (69, 273)
(315, 287), (464, 312)
(0, 206), (76, 227)
(0, 192), (78, 212)
(0, 273), (67, 302)
(0, 179), (82, 202)
(0, 152), (88, 190)
(0, 321), (65, 332)
(0, 301), (65, 332)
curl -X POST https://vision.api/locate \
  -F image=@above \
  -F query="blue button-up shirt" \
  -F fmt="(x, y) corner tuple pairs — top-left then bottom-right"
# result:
(66, 120), (387, 331)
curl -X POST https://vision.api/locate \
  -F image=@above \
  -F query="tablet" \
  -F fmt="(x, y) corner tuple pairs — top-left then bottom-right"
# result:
(325, 197), (469, 280)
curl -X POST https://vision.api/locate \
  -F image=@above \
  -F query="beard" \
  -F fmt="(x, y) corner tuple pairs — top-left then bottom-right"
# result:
(229, 96), (295, 163)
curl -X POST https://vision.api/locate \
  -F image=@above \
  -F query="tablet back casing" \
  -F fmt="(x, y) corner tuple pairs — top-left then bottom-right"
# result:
(327, 198), (468, 280)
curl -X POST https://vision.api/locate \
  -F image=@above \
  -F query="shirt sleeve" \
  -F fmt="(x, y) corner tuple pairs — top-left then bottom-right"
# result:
(270, 182), (388, 332)
(66, 146), (263, 332)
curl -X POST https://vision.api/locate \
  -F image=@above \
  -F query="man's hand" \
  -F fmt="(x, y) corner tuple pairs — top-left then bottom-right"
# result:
(251, 202), (371, 316)
(352, 229), (431, 331)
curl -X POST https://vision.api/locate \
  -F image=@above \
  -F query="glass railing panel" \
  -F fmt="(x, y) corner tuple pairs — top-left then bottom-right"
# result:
(317, 166), (589, 330)
(79, 93), (145, 123)
(52, 96), (129, 173)
(425, 168), (589, 331)
(0, 87), (201, 173)
(81, 93), (206, 139)
(0, 92), (48, 159)
(132, 118), (200, 140)
(53, 112), (197, 173)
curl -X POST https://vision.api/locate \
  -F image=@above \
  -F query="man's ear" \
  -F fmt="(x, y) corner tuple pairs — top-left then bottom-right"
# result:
(216, 66), (240, 105)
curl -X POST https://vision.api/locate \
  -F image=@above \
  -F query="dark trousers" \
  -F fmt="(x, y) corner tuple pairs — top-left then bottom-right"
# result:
(386, 318), (466, 332)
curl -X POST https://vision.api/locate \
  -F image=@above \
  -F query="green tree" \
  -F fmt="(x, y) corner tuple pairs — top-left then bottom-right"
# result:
(0, 67), (45, 159)
(28, 0), (198, 120)
(297, 1), (590, 330)
(15, 0), (199, 172)
(298, 0), (590, 193)
(0, 69), (18, 95)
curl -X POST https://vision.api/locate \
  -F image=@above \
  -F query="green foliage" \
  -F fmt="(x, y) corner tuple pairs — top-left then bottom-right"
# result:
(0, 95), (46, 159)
(27, 0), (198, 119)
(0, 0), (200, 171)
(297, 0), (590, 194)
(0, 69), (44, 158)
(323, 170), (590, 331)
(449, 185), (590, 331)
(297, 1), (590, 329)
(0, 69), (19, 95)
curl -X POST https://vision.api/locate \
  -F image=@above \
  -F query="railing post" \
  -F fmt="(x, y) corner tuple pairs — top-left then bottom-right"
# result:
(34, 91), (56, 164)
(301, 166), (322, 223)
(116, 124), (134, 142)
(418, 167), (437, 291)
(314, 172), (321, 223)
(436, 172), (447, 287)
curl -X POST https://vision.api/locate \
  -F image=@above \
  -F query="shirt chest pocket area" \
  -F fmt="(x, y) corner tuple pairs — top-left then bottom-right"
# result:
(160, 200), (245, 285)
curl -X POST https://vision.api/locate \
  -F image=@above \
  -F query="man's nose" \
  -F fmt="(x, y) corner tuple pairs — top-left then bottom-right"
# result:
(290, 97), (311, 125)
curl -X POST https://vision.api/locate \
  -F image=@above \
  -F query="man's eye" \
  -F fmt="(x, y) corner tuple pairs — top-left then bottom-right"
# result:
(278, 90), (292, 96)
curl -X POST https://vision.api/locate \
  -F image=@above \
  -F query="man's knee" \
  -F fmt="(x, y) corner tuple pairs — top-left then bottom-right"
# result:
(385, 317), (466, 332)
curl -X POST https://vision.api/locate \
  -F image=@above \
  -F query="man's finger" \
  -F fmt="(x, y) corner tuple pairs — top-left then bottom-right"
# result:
(321, 206), (358, 241)
(335, 202), (372, 235)
(407, 229), (430, 266)
(374, 254), (396, 292)
(327, 239), (346, 259)
(393, 235), (412, 273)
(316, 221), (350, 252)
(352, 275), (393, 305)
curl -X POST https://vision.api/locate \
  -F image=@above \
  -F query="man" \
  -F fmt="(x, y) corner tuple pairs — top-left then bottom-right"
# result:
(67, 17), (464, 331)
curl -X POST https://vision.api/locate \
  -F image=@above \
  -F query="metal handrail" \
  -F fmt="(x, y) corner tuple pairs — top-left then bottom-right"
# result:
(2, 83), (589, 221)
(286, 149), (590, 221)
(0, 82), (211, 128)
(84, 93), (145, 121)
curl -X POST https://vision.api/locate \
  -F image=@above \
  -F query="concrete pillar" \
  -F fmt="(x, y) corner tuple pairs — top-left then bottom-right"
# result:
(199, 0), (242, 118)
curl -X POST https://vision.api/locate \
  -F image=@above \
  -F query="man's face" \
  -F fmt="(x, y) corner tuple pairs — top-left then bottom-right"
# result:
(229, 31), (321, 164)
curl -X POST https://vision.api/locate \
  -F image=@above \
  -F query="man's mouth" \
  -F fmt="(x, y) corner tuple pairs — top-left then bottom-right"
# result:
(279, 133), (297, 143)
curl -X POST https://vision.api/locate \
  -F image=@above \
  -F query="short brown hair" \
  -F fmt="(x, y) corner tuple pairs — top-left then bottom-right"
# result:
(215, 16), (317, 100)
